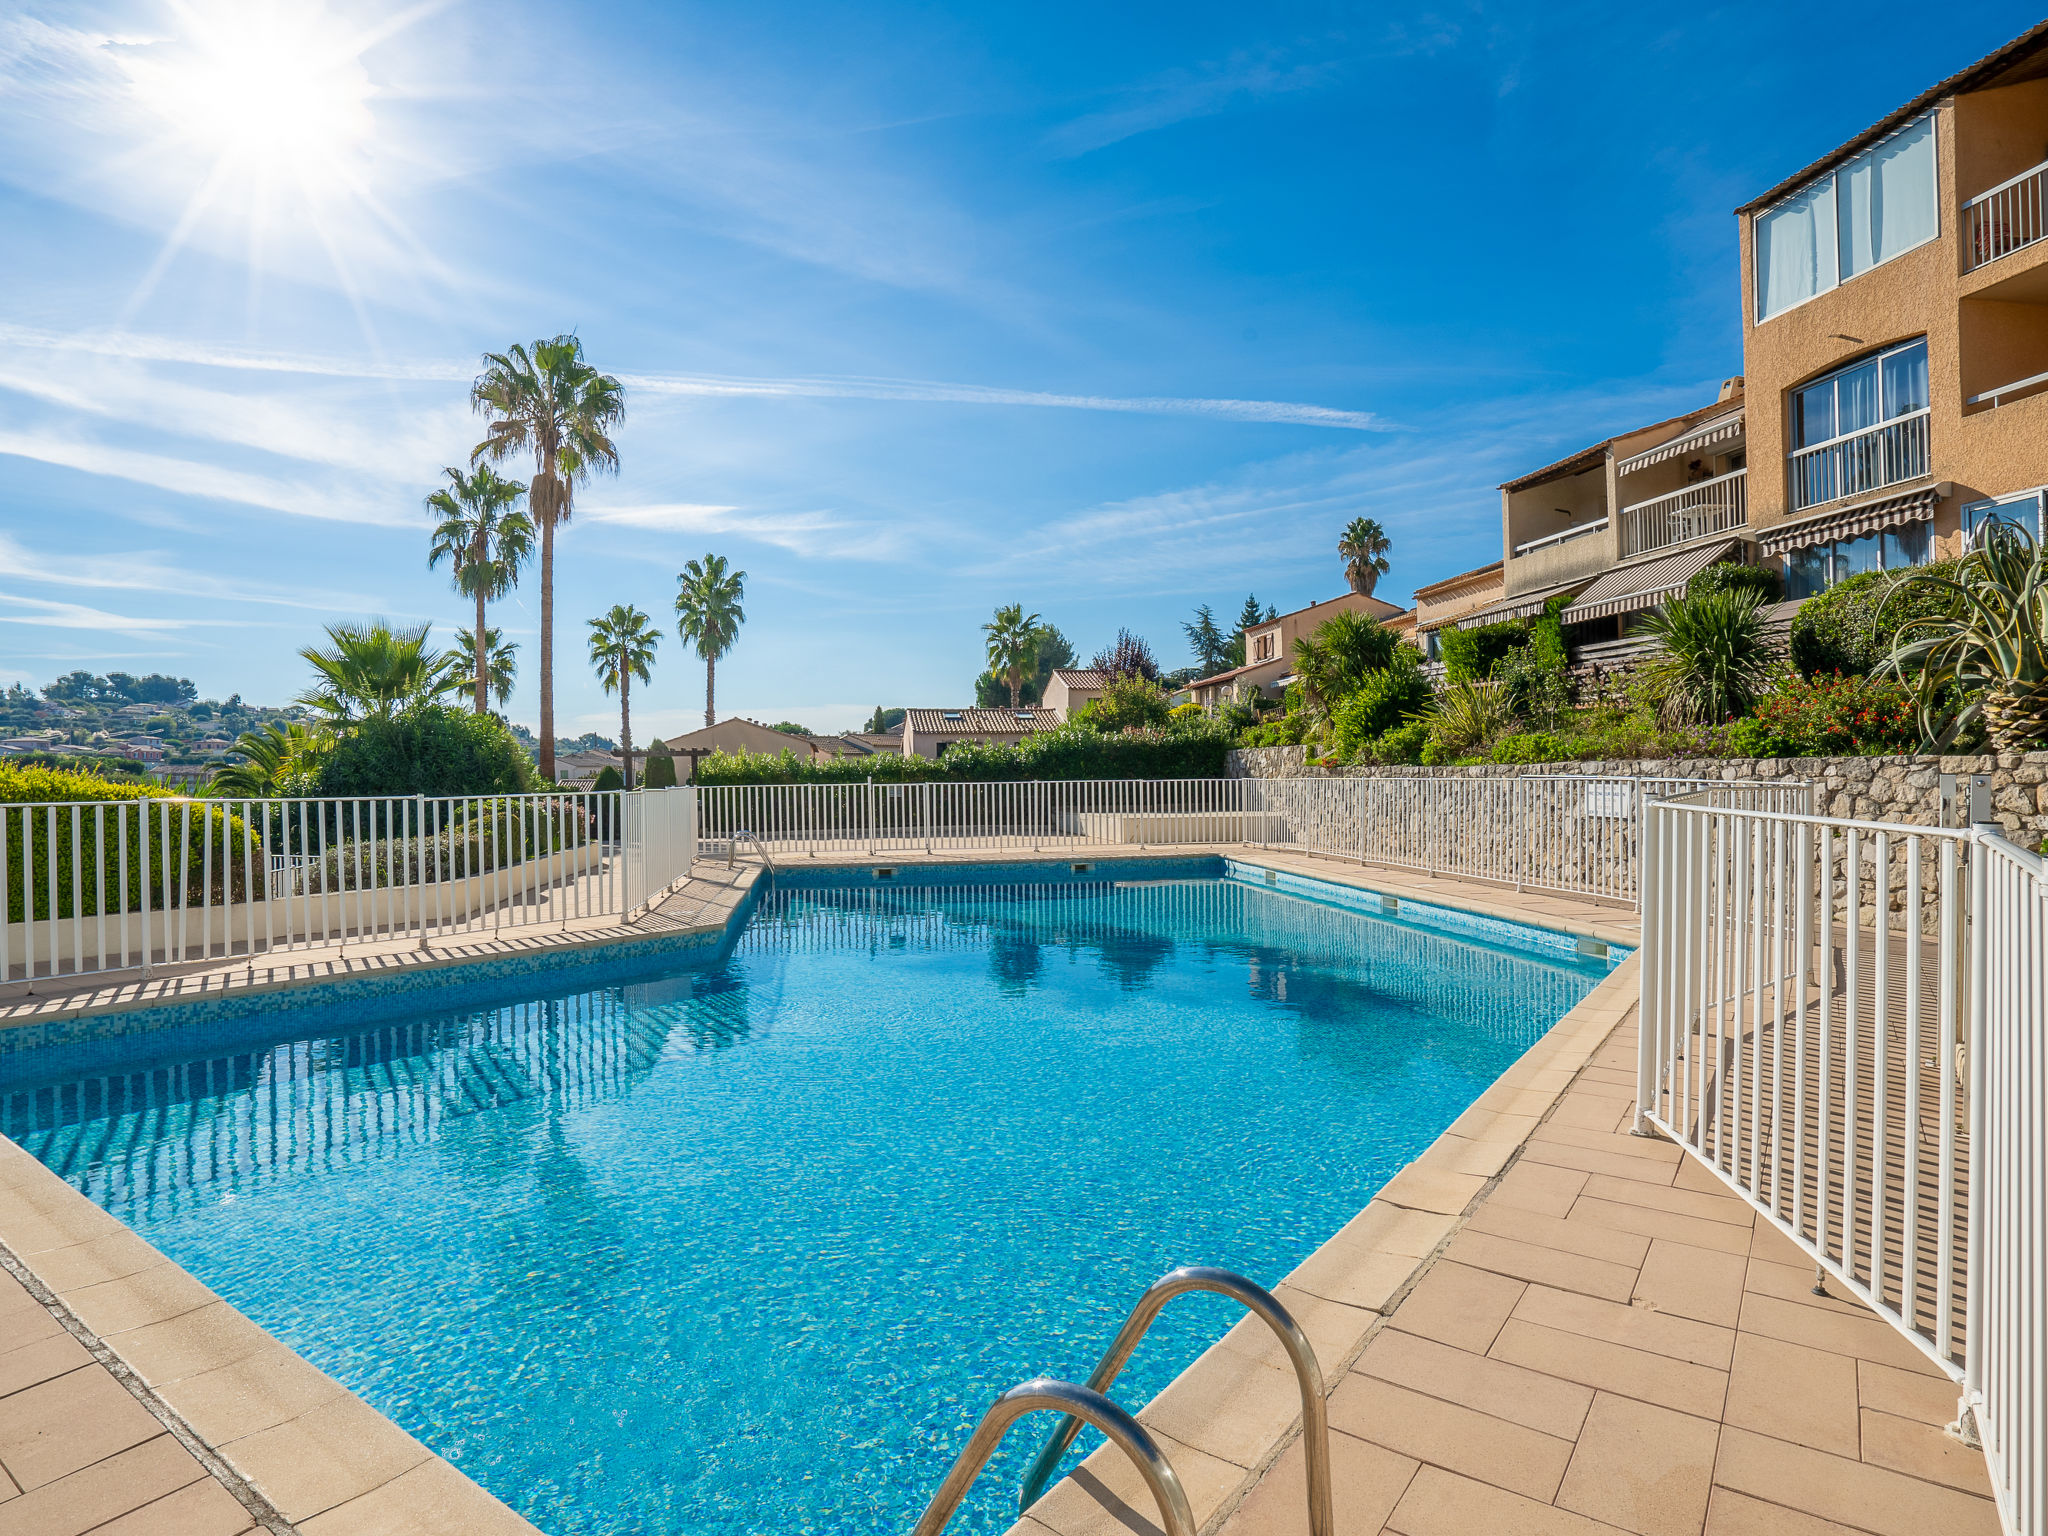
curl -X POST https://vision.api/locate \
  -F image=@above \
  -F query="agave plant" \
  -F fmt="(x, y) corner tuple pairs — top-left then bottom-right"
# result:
(1425, 679), (1517, 758)
(1636, 586), (1776, 725)
(1885, 519), (2048, 749)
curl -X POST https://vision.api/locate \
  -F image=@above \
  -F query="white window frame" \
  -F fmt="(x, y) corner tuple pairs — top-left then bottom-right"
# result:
(1960, 487), (2047, 543)
(1754, 114), (1941, 323)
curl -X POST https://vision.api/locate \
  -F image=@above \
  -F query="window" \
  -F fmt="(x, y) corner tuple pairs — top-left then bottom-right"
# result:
(1781, 521), (1930, 599)
(1961, 488), (2046, 544)
(1756, 116), (1938, 321)
(1789, 339), (1931, 508)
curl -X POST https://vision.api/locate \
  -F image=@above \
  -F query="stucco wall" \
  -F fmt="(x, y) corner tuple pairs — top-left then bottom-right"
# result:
(1226, 746), (2048, 845)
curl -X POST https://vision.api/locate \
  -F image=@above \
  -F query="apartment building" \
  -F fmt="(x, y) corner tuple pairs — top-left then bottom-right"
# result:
(1741, 21), (2048, 590)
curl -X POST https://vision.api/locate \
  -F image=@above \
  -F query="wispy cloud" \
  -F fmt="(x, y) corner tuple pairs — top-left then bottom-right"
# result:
(1044, 52), (1342, 158)
(0, 533), (386, 612)
(0, 591), (209, 634)
(581, 501), (902, 560)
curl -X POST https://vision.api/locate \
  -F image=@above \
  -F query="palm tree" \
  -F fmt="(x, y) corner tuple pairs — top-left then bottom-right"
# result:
(983, 604), (1043, 706)
(1338, 517), (1393, 597)
(469, 335), (626, 781)
(207, 721), (330, 797)
(587, 605), (661, 789)
(453, 626), (519, 710)
(298, 620), (459, 721)
(1888, 519), (2048, 748)
(1292, 610), (1399, 715)
(674, 553), (747, 729)
(1638, 587), (1775, 725)
(426, 465), (533, 714)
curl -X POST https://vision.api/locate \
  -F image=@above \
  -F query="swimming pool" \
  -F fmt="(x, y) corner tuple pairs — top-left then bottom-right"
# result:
(0, 859), (1621, 1536)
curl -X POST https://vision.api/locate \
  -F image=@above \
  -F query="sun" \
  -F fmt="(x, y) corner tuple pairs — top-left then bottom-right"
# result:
(124, 1), (376, 184)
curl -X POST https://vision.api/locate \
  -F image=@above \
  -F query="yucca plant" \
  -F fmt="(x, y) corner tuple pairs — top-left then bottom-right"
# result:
(1637, 586), (1775, 725)
(1426, 679), (1517, 758)
(1885, 519), (2048, 749)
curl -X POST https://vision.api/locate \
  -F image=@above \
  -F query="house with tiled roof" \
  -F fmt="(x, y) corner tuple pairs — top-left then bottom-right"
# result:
(901, 706), (1059, 759)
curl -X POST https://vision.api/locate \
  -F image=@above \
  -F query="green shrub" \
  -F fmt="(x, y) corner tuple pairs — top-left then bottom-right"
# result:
(1439, 620), (1526, 685)
(1790, 561), (1961, 678)
(314, 705), (536, 798)
(641, 742), (678, 789)
(1368, 721), (1430, 764)
(698, 719), (1235, 785)
(1082, 676), (1172, 733)
(1490, 644), (1571, 729)
(1689, 561), (1783, 603)
(592, 765), (624, 792)
(1329, 657), (1432, 758)
(1728, 672), (1923, 758)
(1488, 732), (1567, 764)
(1636, 587), (1775, 724)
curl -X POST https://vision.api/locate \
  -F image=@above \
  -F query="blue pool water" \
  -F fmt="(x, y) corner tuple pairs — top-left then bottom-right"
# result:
(1, 864), (1619, 1536)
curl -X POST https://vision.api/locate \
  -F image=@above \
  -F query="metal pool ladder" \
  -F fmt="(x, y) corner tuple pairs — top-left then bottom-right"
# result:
(907, 1266), (1333, 1536)
(725, 829), (776, 876)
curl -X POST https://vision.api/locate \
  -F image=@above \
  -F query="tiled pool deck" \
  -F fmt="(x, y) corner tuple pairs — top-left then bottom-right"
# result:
(0, 847), (1997, 1536)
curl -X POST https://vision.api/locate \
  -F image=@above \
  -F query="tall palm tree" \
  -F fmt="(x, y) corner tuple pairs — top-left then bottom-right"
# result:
(469, 335), (627, 781)
(298, 620), (459, 721)
(1338, 517), (1393, 597)
(426, 466), (533, 715)
(674, 553), (747, 729)
(983, 603), (1043, 706)
(453, 626), (519, 710)
(587, 606), (661, 789)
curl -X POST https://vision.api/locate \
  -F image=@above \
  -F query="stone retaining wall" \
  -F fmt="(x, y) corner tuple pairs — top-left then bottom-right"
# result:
(1227, 746), (2048, 846)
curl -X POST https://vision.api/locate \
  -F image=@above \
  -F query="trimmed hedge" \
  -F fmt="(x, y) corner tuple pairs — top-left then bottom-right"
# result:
(314, 705), (535, 799)
(1790, 561), (1961, 678)
(696, 720), (1234, 786)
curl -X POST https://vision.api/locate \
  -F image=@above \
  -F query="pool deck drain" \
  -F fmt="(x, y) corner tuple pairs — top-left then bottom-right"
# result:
(0, 846), (1982, 1536)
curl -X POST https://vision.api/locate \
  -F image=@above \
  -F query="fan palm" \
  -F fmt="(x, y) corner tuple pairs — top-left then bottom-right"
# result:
(206, 722), (330, 798)
(469, 335), (626, 781)
(983, 603), (1043, 707)
(453, 626), (519, 711)
(1637, 587), (1775, 725)
(588, 605), (661, 789)
(426, 466), (533, 714)
(1886, 519), (2048, 749)
(1292, 610), (1400, 715)
(298, 620), (459, 721)
(674, 553), (747, 729)
(1338, 517), (1393, 597)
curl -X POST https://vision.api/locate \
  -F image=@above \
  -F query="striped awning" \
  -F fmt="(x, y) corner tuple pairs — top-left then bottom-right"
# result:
(1756, 485), (1941, 557)
(1615, 411), (1746, 475)
(1561, 540), (1741, 624)
(1440, 579), (1591, 631)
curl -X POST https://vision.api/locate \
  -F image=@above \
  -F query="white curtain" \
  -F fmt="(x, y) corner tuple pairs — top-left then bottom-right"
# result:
(1757, 180), (1836, 320)
(1838, 116), (1937, 278)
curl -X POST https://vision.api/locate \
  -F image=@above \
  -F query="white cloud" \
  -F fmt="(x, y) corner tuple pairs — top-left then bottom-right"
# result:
(581, 502), (901, 560)
(1045, 53), (1342, 159)
(0, 533), (385, 612)
(0, 591), (209, 634)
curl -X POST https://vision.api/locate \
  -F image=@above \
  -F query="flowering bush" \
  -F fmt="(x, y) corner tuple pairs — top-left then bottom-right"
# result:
(1729, 673), (1921, 758)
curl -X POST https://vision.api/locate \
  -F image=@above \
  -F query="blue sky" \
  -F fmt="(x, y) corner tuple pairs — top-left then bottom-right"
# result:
(0, 1), (2034, 738)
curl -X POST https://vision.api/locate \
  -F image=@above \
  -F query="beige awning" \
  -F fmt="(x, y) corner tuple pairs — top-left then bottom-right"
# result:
(1756, 485), (1942, 557)
(1441, 579), (1591, 631)
(1561, 540), (1741, 624)
(1615, 411), (1746, 475)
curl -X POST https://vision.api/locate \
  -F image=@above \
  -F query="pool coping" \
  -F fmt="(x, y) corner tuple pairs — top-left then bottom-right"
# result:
(0, 847), (1638, 1536)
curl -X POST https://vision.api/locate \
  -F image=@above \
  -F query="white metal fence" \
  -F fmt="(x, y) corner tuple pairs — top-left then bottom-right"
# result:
(1638, 793), (2045, 1535)
(0, 788), (695, 986)
(1618, 469), (1748, 558)
(1967, 158), (2048, 271)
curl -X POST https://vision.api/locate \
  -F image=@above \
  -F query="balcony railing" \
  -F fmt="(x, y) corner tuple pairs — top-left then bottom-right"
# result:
(1617, 469), (1747, 558)
(1511, 516), (1606, 558)
(1966, 158), (2048, 271)
(1789, 410), (1930, 511)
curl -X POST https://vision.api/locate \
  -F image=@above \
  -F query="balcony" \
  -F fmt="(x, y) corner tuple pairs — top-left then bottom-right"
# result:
(1965, 158), (2048, 271)
(1617, 469), (1747, 558)
(1789, 411), (1930, 511)
(1511, 517), (1606, 558)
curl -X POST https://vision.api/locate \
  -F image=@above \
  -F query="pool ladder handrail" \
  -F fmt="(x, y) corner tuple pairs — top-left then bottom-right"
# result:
(1015, 1266), (1333, 1536)
(909, 1377), (1194, 1536)
(725, 828), (776, 877)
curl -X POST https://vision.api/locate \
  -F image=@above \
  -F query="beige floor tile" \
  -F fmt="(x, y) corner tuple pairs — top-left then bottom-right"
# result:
(1137, 1344), (1304, 1469)
(1856, 1359), (1963, 1427)
(1702, 1486), (1869, 1536)
(1568, 1197), (1754, 1257)
(0, 1365), (164, 1491)
(1028, 1424), (1245, 1536)
(1530, 1123), (1684, 1166)
(1356, 1327), (1593, 1440)
(1445, 1105), (1542, 1144)
(1492, 1162), (1592, 1219)
(1284, 1242), (1426, 1314)
(1555, 1391), (1719, 1536)
(1858, 1408), (1996, 1496)
(1469, 1202), (1653, 1268)
(295, 1453), (542, 1536)
(1670, 1155), (1737, 1196)
(27, 1229), (167, 1294)
(1326, 1374), (1575, 1503)
(102, 1302), (275, 1388)
(63, 1263), (218, 1338)
(1512, 1286), (1737, 1371)
(1386, 1261), (1525, 1355)
(1215, 1427), (1416, 1536)
(1489, 1320), (1728, 1420)
(1722, 1334), (1861, 1458)
(1420, 1135), (1519, 1178)
(0, 1301), (65, 1362)
(1548, 1095), (1639, 1133)
(1746, 1220), (1807, 1265)
(1578, 1175), (1754, 1228)
(1740, 1259), (1876, 1320)
(1713, 1425), (2000, 1536)
(1214, 1287), (1376, 1384)
(1442, 1230), (1640, 1304)
(1385, 1464), (1631, 1536)
(1520, 1141), (1683, 1188)
(0, 1332), (90, 1401)
(1631, 1241), (1749, 1329)
(87, 1474), (253, 1536)
(219, 1391), (433, 1522)
(157, 1342), (351, 1447)
(0, 1432), (204, 1536)
(1374, 1165), (1484, 1217)
(1734, 1294), (1947, 1378)
(1325, 1203), (1456, 1259)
